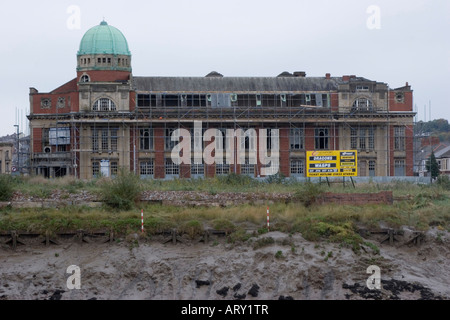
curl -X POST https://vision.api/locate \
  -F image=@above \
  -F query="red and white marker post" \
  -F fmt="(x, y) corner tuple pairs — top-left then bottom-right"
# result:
(141, 209), (144, 233)
(267, 206), (270, 232)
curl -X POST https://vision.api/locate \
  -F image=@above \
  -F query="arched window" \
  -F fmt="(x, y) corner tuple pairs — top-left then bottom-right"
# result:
(93, 98), (116, 111)
(352, 98), (374, 112)
(80, 74), (90, 83)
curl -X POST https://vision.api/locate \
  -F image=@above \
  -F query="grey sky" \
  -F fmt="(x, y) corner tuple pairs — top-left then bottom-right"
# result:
(0, 0), (449, 137)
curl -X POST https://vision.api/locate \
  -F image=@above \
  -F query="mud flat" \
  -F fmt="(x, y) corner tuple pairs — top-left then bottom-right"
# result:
(0, 230), (448, 300)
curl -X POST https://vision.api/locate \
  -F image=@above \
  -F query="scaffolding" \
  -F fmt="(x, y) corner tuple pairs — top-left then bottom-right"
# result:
(28, 78), (417, 181)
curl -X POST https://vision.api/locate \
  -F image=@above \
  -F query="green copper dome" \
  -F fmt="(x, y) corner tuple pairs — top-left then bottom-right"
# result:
(77, 21), (131, 56)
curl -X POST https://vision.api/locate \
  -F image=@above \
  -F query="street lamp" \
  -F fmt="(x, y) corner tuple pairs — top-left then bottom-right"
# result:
(14, 124), (19, 175)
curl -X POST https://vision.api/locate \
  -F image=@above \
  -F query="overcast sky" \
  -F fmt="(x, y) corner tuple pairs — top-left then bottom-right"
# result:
(0, 0), (449, 137)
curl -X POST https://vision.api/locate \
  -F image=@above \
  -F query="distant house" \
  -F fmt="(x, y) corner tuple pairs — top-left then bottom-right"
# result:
(435, 145), (450, 176)
(415, 141), (450, 177)
(0, 143), (14, 174)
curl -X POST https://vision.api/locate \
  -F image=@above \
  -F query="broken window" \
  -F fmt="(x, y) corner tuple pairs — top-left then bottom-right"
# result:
(322, 94), (330, 108)
(261, 94), (276, 107)
(140, 128), (153, 151)
(162, 95), (179, 107)
(315, 128), (329, 150)
(280, 94), (287, 107)
(187, 95), (207, 107)
(293, 94), (303, 106)
(256, 94), (262, 106)
(137, 94), (151, 108)
(290, 128), (304, 150)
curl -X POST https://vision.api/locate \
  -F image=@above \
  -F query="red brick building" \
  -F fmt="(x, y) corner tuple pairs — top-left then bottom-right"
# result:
(28, 21), (415, 179)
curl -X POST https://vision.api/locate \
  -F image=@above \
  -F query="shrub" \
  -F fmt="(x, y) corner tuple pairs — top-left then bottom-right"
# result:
(213, 219), (236, 233)
(100, 169), (142, 210)
(253, 236), (275, 249)
(217, 173), (256, 187)
(266, 172), (286, 185)
(275, 250), (283, 259)
(0, 175), (14, 201)
(294, 182), (324, 207)
(180, 220), (204, 239)
(437, 175), (450, 190)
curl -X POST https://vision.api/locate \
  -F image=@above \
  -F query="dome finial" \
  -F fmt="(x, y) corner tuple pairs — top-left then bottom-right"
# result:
(100, 19), (108, 26)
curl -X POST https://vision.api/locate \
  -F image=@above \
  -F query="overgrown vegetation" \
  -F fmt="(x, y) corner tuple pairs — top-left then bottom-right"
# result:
(437, 175), (450, 190)
(294, 181), (325, 207)
(0, 175), (14, 201)
(99, 169), (142, 210)
(1, 174), (449, 252)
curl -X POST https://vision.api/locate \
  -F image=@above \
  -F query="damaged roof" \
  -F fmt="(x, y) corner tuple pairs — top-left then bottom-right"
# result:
(133, 76), (345, 93)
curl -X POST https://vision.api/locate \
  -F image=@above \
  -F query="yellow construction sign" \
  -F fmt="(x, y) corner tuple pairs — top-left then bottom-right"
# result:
(306, 150), (358, 177)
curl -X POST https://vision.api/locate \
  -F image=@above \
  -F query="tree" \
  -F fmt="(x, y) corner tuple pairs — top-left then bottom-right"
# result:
(426, 151), (440, 180)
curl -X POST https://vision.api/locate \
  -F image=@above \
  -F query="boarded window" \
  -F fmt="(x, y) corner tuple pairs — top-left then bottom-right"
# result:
(394, 160), (405, 176)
